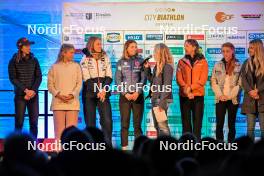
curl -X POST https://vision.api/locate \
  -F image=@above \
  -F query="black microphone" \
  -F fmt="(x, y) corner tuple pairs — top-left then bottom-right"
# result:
(82, 48), (92, 57)
(141, 55), (152, 66)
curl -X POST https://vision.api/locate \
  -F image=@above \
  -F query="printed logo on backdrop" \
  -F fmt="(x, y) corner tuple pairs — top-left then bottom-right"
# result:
(125, 34), (143, 41)
(65, 13), (85, 19)
(215, 12), (234, 23)
(248, 33), (264, 40)
(207, 48), (245, 54)
(226, 33), (247, 44)
(241, 14), (263, 20)
(85, 12), (111, 21)
(106, 33), (121, 43)
(207, 48), (222, 55)
(63, 35), (84, 44)
(206, 34), (225, 40)
(169, 47), (184, 55)
(84, 34), (102, 42)
(227, 35), (246, 40)
(146, 34), (163, 40)
(144, 8), (185, 27)
(187, 34), (204, 40)
(166, 34), (184, 40)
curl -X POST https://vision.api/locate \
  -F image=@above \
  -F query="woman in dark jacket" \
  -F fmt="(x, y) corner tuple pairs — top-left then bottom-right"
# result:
(144, 43), (174, 136)
(241, 39), (264, 140)
(8, 38), (42, 138)
(115, 40), (146, 150)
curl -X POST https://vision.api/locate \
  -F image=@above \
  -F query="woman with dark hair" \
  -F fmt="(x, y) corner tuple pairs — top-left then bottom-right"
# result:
(241, 39), (264, 140)
(176, 39), (208, 140)
(48, 43), (82, 141)
(8, 37), (42, 138)
(80, 36), (113, 143)
(115, 40), (146, 150)
(211, 42), (242, 142)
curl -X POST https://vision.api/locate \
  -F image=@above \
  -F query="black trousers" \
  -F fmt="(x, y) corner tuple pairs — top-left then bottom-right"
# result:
(180, 96), (204, 140)
(83, 94), (113, 143)
(119, 94), (144, 147)
(14, 94), (39, 138)
(216, 100), (238, 142)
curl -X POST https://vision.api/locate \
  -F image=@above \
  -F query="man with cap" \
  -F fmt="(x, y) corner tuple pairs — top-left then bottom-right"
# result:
(8, 37), (42, 138)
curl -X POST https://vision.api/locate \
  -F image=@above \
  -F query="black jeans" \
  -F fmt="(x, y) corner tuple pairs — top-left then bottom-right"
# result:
(119, 94), (144, 147)
(14, 94), (39, 138)
(216, 100), (238, 142)
(180, 96), (204, 140)
(83, 94), (113, 143)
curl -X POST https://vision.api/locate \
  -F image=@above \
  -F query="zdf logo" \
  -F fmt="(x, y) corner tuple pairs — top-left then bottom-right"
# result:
(215, 12), (234, 23)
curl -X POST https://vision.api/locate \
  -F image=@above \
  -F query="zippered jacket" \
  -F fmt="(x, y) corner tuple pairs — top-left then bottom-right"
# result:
(80, 50), (112, 98)
(176, 55), (208, 97)
(115, 56), (146, 95)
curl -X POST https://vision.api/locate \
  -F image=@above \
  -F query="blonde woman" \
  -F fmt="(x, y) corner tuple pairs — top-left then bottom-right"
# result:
(241, 39), (264, 140)
(144, 43), (174, 136)
(48, 44), (82, 140)
(80, 36), (113, 143)
(115, 40), (146, 149)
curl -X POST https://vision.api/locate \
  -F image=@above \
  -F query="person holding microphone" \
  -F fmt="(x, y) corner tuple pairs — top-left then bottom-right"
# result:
(144, 43), (174, 136)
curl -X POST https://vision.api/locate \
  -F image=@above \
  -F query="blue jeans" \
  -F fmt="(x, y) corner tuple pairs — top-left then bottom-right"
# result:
(152, 99), (171, 136)
(247, 113), (264, 140)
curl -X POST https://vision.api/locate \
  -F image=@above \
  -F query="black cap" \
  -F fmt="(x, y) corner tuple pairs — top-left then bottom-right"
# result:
(16, 37), (35, 48)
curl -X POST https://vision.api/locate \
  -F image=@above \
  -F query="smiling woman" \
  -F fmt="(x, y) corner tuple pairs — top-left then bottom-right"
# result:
(48, 43), (82, 142)
(8, 37), (42, 138)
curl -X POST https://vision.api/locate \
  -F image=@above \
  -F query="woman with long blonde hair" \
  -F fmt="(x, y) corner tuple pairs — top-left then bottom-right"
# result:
(241, 39), (264, 140)
(80, 36), (113, 143)
(48, 44), (82, 141)
(144, 43), (174, 136)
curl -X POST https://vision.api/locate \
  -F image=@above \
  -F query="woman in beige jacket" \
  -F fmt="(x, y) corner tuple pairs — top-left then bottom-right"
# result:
(211, 42), (241, 142)
(48, 44), (82, 140)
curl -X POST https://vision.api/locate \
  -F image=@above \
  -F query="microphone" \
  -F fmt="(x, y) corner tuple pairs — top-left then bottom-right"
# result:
(141, 55), (152, 66)
(82, 48), (92, 57)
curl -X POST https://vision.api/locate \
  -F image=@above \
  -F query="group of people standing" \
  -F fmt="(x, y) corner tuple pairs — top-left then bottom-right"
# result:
(8, 36), (264, 149)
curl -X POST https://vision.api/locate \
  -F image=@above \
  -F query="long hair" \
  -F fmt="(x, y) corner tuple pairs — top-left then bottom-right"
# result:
(221, 42), (236, 75)
(154, 43), (174, 76)
(247, 39), (264, 76)
(16, 46), (30, 63)
(56, 44), (75, 63)
(184, 39), (204, 59)
(122, 40), (138, 59)
(86, 36), (105, 54)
